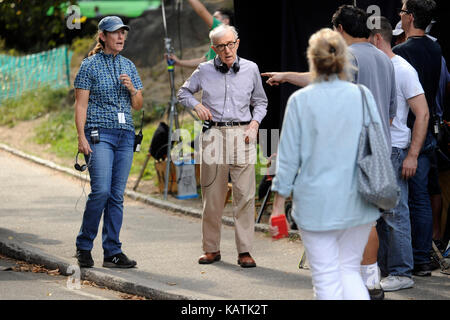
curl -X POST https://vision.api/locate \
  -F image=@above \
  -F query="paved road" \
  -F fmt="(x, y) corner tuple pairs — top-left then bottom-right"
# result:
(0, 255), (126, 300)
(0, 148), (449, 301)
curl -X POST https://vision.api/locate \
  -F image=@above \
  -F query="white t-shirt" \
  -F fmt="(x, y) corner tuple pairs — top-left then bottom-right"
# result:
(390, 55), (424, 149)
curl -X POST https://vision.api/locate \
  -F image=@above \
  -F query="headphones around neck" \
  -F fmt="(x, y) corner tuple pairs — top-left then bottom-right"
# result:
(214, 56), (240, 74)
(74, 152), (91, 172)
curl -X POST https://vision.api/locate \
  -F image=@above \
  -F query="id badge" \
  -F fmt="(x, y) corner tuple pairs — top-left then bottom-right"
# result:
(118, 112), (126, 124)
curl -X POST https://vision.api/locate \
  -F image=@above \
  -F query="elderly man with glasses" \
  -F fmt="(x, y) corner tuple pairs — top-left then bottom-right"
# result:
(178, 24), (268, 268)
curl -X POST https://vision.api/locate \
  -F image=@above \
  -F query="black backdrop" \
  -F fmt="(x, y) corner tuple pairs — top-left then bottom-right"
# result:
(233, 0), (449, 132)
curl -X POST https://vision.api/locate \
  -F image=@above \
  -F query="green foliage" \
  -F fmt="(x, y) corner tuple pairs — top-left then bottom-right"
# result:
(129, 123), (160, 183)
(0, 0), (77, 53)
(0, 37), (14, 55)
(34, 108), (78, 158)
(70, 36), (95, 57)
(0, 86), (69, 127)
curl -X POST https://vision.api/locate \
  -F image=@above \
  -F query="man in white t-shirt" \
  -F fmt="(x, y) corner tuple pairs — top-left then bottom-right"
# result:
(369, 17), (429, 292)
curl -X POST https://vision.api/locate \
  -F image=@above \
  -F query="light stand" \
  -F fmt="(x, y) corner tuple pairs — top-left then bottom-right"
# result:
(163, 37), (180, 200)
(134, 0), (200, 194)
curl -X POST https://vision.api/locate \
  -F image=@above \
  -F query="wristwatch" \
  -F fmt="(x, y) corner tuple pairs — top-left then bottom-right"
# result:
(131, 89), (138, 97)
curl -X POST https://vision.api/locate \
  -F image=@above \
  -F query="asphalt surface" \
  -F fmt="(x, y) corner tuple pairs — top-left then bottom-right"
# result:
(0, 255), (125, 300)
(1, 145), (450, 301)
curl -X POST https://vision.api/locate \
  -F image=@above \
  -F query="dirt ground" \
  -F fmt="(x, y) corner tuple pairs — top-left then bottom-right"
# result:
(0, 118), (67, 167)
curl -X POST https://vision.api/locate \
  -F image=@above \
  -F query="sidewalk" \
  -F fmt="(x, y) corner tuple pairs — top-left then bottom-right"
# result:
(1, 145), (450, 300)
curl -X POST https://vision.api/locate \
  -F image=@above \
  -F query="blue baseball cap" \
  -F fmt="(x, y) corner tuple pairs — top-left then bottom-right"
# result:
(98, 16), (130, 32)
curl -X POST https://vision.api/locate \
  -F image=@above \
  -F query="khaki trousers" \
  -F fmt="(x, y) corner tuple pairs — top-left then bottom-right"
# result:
(200, 125), (256, 254)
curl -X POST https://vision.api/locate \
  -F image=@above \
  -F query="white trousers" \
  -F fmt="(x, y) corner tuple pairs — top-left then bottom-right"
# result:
(300, 223), (372, 300)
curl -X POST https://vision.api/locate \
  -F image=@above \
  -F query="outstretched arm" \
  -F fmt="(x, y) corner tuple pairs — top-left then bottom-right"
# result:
(261, 72), (312, 88)
(188, 0), (214, 28)
(165, 53), (206, 68)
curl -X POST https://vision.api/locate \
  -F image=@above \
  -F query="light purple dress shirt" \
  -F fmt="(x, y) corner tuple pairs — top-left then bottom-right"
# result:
(177, 57), (268, 124)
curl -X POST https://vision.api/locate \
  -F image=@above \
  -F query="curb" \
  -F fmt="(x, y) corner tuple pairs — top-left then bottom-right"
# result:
(0, 142), (299, 299)
(0, 238), (195, 300)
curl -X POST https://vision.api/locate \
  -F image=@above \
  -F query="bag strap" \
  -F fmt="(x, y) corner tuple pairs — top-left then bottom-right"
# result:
(357, 84), (371, 125)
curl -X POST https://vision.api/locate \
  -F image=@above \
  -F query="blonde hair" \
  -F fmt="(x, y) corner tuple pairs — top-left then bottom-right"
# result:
(89, 31), (106, 56)
(307, 28), (350, 82)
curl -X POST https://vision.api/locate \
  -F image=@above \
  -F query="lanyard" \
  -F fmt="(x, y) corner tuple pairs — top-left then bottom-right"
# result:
(102, 53), (123, 112)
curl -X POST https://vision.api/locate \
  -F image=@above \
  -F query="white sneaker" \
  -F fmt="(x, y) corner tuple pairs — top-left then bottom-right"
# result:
(380, 275), (414, 292)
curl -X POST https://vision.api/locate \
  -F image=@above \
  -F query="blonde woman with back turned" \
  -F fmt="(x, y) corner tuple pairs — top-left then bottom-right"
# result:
(269, 28), (382, 300)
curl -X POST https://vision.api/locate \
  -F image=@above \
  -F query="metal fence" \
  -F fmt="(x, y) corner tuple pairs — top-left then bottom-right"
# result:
(0, 46), (72, 103)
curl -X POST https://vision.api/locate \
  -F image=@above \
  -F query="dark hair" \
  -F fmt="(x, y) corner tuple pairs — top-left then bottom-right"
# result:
(403, 0), (436, 30)
(370, 16), (393, 44)
(331, 5), (370, 38)
(217, 8), (234, 26)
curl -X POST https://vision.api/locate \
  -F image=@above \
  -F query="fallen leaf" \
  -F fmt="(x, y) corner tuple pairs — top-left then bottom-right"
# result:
(0, 267), (13, 271)
(119, 293), (147, 300)
(47, 269), (60, 276)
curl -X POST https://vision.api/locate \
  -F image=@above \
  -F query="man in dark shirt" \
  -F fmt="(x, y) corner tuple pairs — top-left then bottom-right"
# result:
(392, 0), (442, 276)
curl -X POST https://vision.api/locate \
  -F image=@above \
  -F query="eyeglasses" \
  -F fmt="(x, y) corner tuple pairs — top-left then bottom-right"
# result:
(397, 8), (411, 15)
(214, 40), (238, 52)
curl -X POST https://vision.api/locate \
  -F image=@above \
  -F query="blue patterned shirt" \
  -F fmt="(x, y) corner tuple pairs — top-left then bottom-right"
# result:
(74, 51), (143, 132)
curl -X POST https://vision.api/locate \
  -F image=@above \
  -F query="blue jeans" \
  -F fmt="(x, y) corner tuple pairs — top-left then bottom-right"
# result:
(377, 147), (413, 277)
(76, 128), (135, 258)
(408, 133), (436, 265)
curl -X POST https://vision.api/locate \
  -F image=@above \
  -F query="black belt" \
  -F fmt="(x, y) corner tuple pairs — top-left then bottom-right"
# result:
(213, 121), (250, 127)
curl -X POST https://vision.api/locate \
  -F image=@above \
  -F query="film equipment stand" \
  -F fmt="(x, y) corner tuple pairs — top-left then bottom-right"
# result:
(133, 0), (197, 194)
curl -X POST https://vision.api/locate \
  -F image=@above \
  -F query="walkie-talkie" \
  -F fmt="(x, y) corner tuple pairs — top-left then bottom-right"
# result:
(90, 129), (100, 144)
(134, 131), (143, 152)
(134, 111), (144, 152)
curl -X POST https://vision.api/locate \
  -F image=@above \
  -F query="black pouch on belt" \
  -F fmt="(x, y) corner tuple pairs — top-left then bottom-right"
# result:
(90, 128), (100, 144)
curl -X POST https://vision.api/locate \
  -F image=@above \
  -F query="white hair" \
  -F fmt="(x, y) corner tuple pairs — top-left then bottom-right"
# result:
(209, 24), (238, 45)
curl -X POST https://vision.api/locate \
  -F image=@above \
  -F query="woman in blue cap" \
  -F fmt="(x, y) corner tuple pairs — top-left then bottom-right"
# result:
(74, 16), (143, 268)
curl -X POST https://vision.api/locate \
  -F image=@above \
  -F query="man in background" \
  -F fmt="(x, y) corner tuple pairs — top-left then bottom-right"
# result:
(393, 0), (442, 276)
(167, 0), (234, 68)
(369, 16), (429, 292)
